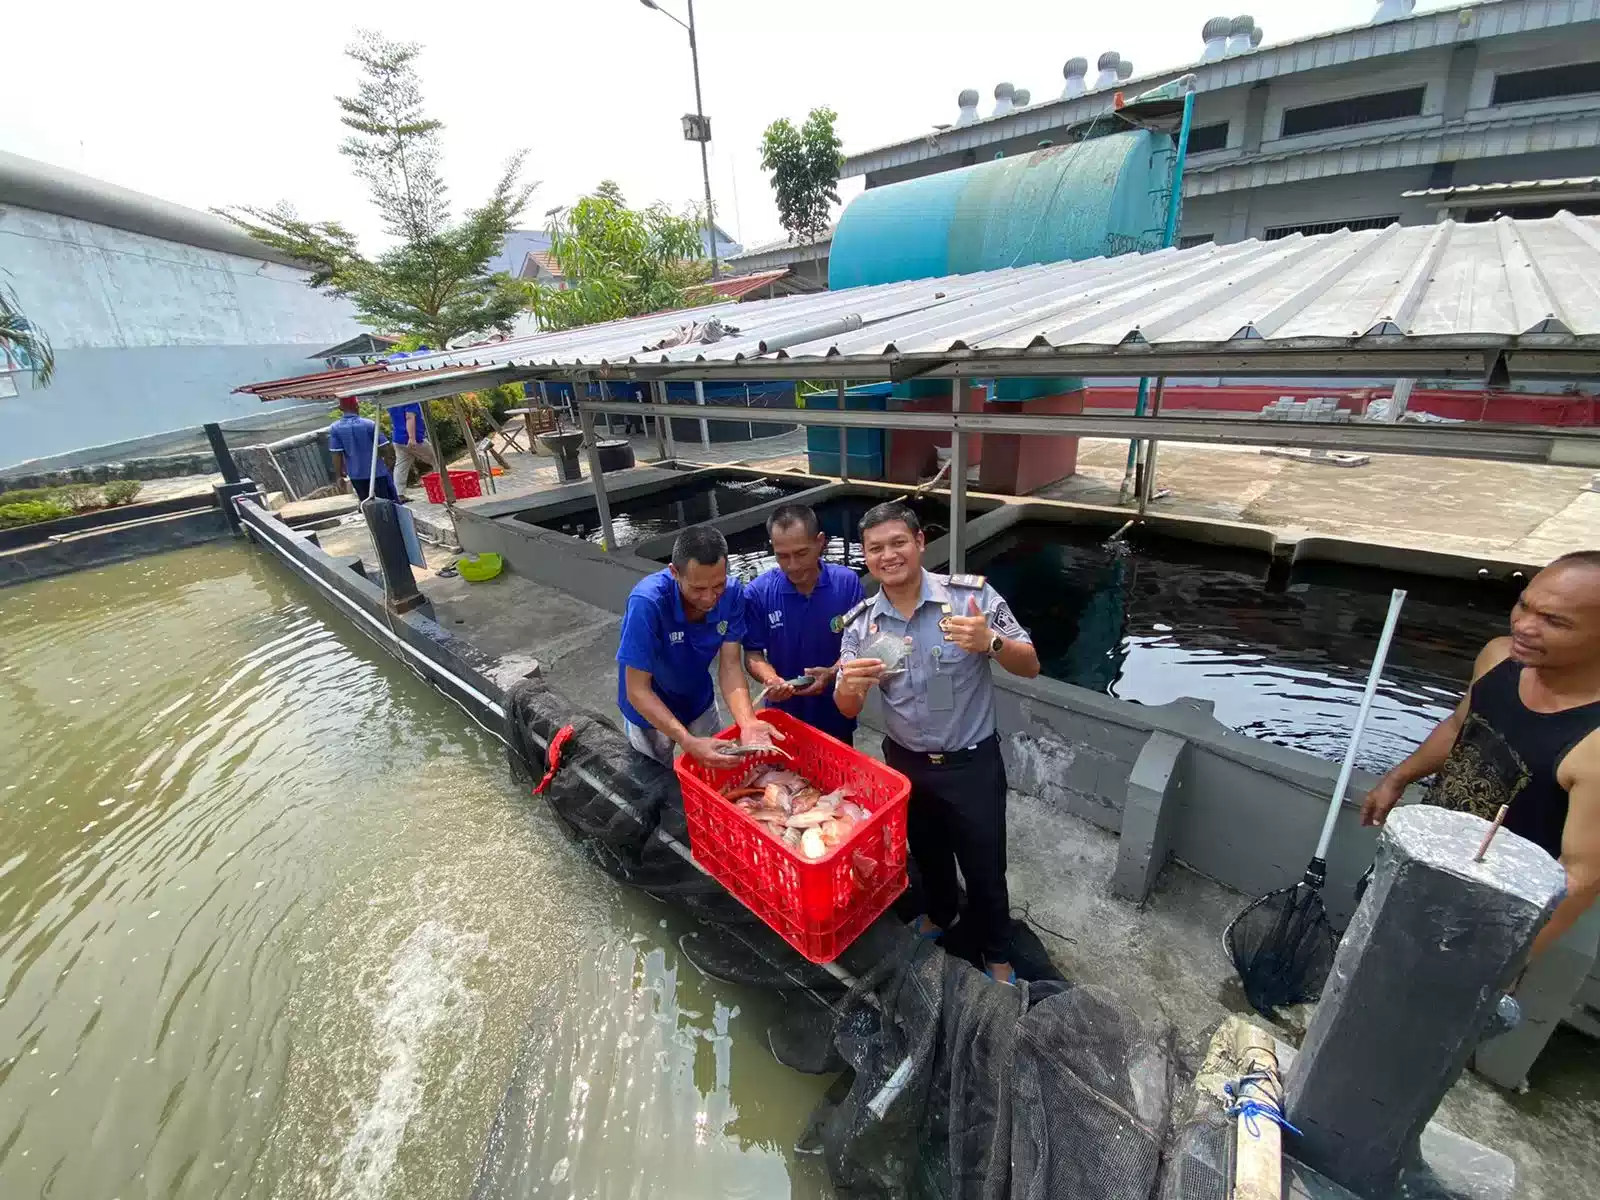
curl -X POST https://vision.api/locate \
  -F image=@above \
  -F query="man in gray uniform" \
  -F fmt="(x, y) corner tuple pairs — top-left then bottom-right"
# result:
(835, 501), (1040, 984)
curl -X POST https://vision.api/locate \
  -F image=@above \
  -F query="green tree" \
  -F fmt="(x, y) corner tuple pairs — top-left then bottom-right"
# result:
(759, 107), (843, 248)
(221, 32), (535, 349)
(533, 181), (710, 331)
(0, 276), (55, 387)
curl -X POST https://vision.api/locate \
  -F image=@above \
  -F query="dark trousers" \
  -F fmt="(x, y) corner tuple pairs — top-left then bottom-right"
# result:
(351, 475), (399, 503)
(883, 735), (1011, 963)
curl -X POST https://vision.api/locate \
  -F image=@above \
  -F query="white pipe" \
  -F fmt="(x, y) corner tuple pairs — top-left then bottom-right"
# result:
(1313, 588), (1407, 861)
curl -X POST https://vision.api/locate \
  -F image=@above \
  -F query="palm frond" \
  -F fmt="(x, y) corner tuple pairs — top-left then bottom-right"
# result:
(0, 278), (55, 388)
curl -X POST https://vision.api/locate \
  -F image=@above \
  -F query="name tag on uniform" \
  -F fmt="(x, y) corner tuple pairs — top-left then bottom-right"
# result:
(928, 671), (954, 711)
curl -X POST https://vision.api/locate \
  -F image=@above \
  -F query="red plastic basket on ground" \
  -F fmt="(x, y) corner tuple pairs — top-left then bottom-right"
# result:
(675, 709), (910, 963)
(421, 470), (482, 504)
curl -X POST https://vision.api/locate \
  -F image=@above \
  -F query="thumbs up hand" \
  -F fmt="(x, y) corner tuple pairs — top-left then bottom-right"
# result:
(943, 596), (995, 654)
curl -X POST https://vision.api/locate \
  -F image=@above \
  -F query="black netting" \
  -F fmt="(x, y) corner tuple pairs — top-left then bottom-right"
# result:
(1223, 882), (1338, 1017)
(498, 676), (1194, 1199)
(1157, 1107), (1231, 1200)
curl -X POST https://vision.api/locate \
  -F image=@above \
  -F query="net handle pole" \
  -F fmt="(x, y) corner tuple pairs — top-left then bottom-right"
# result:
(1313, 588), (1407, 864)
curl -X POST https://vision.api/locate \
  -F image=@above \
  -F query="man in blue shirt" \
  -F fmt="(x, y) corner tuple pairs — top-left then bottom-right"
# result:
(617, 525), (780, 767)
(743, 503), (865, 744)
(328, 397), (398, 503)
(386, 400), (438, 495)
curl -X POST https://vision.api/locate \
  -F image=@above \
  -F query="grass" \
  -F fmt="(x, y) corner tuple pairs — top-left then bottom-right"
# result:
(0, 480), (143, 530)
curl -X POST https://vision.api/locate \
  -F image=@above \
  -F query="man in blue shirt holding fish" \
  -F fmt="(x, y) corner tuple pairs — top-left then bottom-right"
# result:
(617, 525), (780, 768)
(743, 504), (866, 745)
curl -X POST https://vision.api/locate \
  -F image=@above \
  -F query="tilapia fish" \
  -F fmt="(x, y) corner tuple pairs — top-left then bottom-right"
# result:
(719, 768), (868, 858)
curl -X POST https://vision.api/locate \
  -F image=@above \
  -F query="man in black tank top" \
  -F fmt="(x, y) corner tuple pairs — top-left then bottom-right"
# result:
(1362, 551), (1600, 961)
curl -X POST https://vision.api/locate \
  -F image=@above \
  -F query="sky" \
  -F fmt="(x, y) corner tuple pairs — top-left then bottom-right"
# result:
(4, 0), (1448, 256)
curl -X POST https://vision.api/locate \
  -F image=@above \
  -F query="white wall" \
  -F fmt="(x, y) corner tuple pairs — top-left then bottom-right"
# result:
(0, 205), (357, 469)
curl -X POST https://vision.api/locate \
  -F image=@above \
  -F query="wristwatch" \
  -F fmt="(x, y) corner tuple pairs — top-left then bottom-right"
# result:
(988, 632), (1004, 656)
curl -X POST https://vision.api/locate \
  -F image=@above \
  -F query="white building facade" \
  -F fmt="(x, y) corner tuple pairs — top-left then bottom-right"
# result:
(0, 151), (358, 471)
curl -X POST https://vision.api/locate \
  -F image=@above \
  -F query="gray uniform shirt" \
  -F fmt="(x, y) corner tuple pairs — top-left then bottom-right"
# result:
(838, 570), (1033, 754)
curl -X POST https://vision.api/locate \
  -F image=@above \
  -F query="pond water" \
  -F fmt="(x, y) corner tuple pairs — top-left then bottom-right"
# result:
(0, 545), (829, 1199)
(969, 522), (1517, 772)
(522, 477), (807, 549)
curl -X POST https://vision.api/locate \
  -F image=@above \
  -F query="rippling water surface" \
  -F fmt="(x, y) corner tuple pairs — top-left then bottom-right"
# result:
(0, 545), (829, 1199)
(970, 523), (1518, 772)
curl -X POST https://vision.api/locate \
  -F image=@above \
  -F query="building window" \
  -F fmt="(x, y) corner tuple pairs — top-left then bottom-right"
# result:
(1264, 215), (1398, 241)
(1492, 61), (1600, 105)
(1178, 234), (1216, 249)
(1280, 87), (1425, 137)
(1185, 122), (1229, 154)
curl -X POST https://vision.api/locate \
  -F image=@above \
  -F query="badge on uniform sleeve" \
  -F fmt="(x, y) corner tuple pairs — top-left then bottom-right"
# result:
(869, 622), (878, 635)
(829, 615), (843, 633)
(717, 620), (728, 634)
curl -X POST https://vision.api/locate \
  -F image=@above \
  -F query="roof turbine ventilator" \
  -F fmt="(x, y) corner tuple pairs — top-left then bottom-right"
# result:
(957, 88), (981, 126)
(1226, 14), (1256, 56)
(1061, 56), (1089, 99)
(1093, 51), (1122, 91)
(1201, 15), (1232, 61)
(1374, 0), (1417, 23)
(991, 81), (1016, 118)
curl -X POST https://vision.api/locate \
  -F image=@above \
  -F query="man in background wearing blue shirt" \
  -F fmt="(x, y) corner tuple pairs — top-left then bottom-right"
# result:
(617, 525), (780, 767)
(386, 400), (438, 495)
(327, 397), (399, 503)
(743, 503), (865, 744)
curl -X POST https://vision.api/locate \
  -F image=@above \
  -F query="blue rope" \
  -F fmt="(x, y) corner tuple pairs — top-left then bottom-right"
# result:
(1224, 1072), (1303, 1140)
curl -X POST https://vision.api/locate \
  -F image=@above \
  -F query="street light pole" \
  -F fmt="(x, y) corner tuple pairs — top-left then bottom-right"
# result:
(641, 0), (719, 280)
(686, 0), (719, 280)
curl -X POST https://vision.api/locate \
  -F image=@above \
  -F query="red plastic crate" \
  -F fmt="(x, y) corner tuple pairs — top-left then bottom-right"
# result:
(421, 470), (482, 504)
(675, 708), (910, 963)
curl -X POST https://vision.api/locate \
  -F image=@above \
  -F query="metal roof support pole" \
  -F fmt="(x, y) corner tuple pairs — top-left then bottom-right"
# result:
(653, 380), (677, 460)
(450, 395), (491, 493)
(837, 381), (850, 482)
(949, 376), (969, 574)
(1138, 377), (1168, 518)
(1124, 86), (1197, 503)
(694, 380), (712, 453)
(652, 386), (668, 460)
(579, 401), (617, 553)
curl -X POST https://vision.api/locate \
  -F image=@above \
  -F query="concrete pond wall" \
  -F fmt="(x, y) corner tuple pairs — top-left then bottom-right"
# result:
(0, 493), (232, 588)
(448, 464), (1550, 923)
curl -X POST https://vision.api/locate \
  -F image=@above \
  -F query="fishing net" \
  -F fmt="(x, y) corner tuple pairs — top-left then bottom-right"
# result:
(1223, 881), (1338, 1017)
(497, 677), (1186, 1198)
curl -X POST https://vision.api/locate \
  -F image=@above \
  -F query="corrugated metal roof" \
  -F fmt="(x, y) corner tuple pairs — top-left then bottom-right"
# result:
(376, 215), (1600, 385)
(709, 268), (792, 300)
(235, 363), (394, 402)
(1403, 176), (1600, 200)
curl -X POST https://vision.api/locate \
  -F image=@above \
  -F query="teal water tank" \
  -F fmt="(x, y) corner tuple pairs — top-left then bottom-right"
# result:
(829, 130), (1173, 290)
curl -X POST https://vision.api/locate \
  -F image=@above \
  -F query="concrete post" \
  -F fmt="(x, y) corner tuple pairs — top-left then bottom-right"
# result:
(1110, 731), (1186, 902)
(1283, 806), (1565, 1197)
